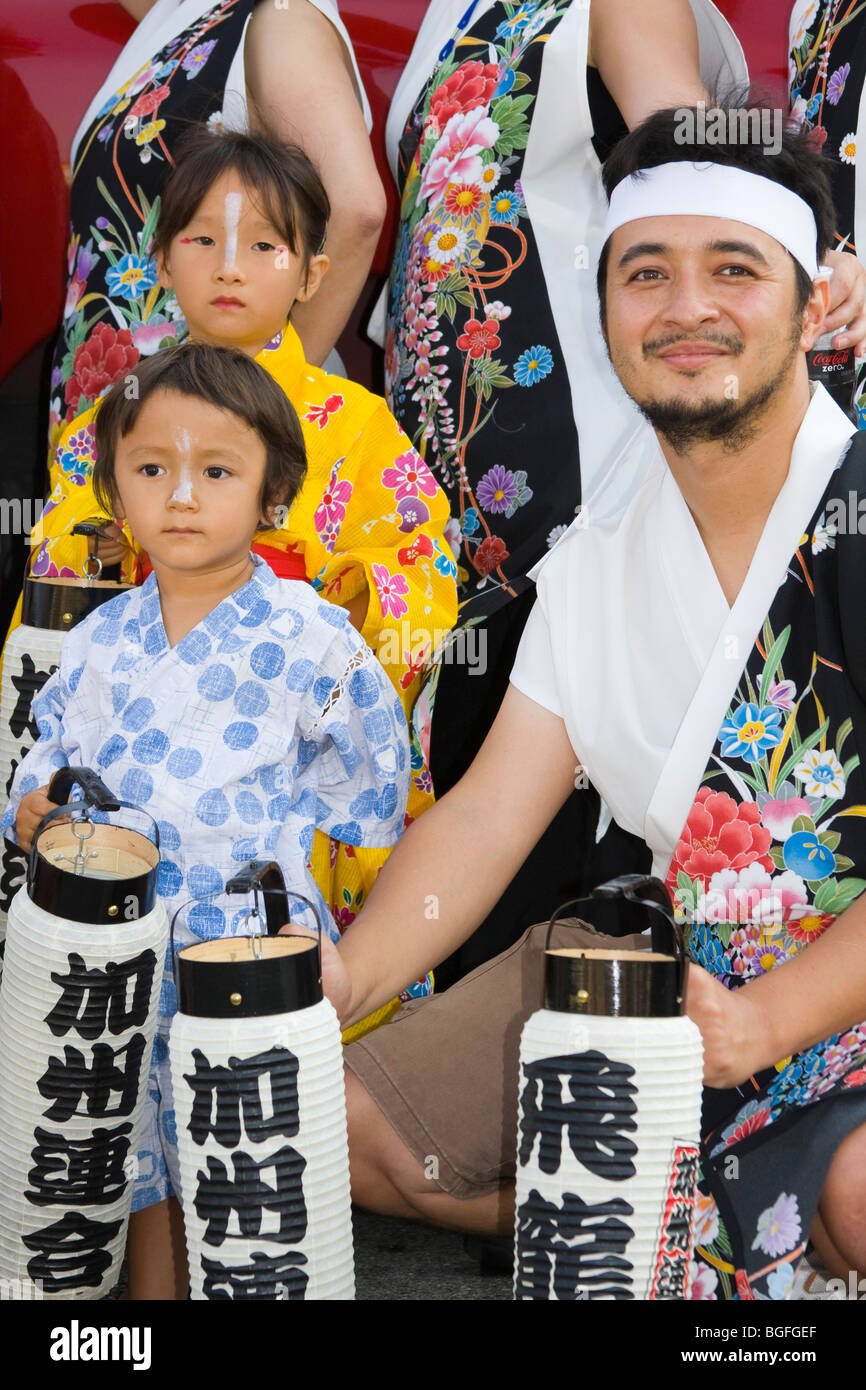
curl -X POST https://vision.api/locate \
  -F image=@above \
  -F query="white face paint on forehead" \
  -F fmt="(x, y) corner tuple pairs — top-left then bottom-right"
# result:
(223, 191), (243, 271)
(171, 427), (193, 503)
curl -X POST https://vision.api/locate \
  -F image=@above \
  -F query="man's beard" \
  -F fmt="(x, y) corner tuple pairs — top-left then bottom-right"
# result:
(615, 325), (802, 454)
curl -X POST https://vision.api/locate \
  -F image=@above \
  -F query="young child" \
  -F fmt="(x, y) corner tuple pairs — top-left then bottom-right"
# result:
(16, 127), (456, 966)
(3, 344), (412, 1298)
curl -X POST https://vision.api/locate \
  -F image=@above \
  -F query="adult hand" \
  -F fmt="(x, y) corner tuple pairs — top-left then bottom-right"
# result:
(821, 250), (866, 355)
(685, 961), (767, 1090)
(15, 786), (58, 853)
(277, 922), (353, 1023)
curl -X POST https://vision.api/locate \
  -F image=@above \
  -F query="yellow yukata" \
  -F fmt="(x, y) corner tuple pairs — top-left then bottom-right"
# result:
(22, 324), (458, 1035)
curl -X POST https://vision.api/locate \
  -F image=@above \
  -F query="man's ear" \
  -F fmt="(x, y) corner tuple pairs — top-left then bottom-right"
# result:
(295, 253), (329, 304)
(156, 247), (173, 291)
(799, 273), (831, 352)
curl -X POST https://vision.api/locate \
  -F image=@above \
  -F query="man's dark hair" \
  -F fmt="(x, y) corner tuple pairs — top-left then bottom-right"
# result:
(93, 343), (307, 518)
(152, 125), (330, 266)
(596, 104), (837, 326)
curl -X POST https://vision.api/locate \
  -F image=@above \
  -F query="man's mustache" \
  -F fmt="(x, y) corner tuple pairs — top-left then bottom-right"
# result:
(642, 332), (745, 357)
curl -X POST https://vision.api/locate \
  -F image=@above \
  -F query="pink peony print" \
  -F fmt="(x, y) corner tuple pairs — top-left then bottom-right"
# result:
(688, 1261), (718, 1300)
(420, 108), (500, 206)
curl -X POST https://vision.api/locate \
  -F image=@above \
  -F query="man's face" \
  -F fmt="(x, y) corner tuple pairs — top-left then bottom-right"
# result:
(602, 215), (815, 450)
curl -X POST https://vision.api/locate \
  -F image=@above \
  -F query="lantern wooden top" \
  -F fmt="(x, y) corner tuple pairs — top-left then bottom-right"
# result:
(544, 945), (685, 1017)
(176, 933), (322, 1018)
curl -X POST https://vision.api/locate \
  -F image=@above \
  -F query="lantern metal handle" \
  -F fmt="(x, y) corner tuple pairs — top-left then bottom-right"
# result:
(543, 873), (686, 993)
(170, 860), (325, 980)
(30, 766), (161, 880)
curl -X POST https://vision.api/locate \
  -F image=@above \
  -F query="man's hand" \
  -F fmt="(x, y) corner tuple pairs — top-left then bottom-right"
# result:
(15, 786), (58, 853)
(821, 250), (866, 355)
(684, 961), (768, 1090)
(278, 923), (353, 1024)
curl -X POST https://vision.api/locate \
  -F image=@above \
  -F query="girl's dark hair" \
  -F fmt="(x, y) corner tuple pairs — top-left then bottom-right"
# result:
(152, 125), (330, 265)
(93, 343), (307, 518)
(597, 101), (837, 323)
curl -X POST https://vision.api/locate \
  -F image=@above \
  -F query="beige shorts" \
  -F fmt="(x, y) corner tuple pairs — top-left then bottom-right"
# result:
(345, 919), (650, 1198)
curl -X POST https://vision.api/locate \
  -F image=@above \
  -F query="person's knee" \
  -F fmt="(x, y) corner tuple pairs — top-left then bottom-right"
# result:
(345, 1065), (434, 1215)
(819, 1122), (866, 1271)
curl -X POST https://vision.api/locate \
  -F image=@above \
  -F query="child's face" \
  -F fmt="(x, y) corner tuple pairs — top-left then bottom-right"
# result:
(158, 171), (327, 356)
(112, 388), (274, 577)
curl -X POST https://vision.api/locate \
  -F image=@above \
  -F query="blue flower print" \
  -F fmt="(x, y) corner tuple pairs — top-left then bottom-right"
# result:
(494, 4), (539, 41)
(433, 540), (458, 580)
(105, 253), (158, 303)
(782, 831), (836, 881)
(489, 189), (523, 225)
(718, 703), (784, 763)
(514, 345), (554, 387)
(461, 506), (481, 536)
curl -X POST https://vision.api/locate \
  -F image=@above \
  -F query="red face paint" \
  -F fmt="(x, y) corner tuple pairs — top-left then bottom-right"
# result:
(179, 237), (194, 244)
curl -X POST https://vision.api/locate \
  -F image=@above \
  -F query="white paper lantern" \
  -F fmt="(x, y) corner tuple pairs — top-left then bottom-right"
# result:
(0, 578), (133, 975)
(514, 876), (704, 1302)
(170, 863), (354, 1300)
(0, 768), (167, 1300)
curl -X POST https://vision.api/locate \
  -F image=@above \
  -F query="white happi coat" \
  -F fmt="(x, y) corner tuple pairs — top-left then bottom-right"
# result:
(2, 557), (409, 1019)
(510, 386), (857, 875)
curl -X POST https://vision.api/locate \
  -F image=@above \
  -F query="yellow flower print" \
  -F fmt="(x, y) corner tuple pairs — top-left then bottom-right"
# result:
(136, 119), (166, 147)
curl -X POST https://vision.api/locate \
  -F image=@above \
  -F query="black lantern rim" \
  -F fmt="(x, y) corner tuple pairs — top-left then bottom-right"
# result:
(21, 575), (134, 631)
(28, 768), (160, 924)
(172, 861), (324, 1018)
(543, 875), (688, 1017)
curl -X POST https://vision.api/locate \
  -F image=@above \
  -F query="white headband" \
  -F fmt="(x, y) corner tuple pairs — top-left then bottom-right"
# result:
(602, 162), (819, 279)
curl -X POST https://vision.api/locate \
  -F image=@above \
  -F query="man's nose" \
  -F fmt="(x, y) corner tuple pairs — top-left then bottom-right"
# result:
(659, 272), (720, 328)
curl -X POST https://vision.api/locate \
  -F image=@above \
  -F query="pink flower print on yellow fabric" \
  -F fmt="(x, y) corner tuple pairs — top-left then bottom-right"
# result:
(381, 449), (439, 503)
(314, 461), (353, 553)
(372, 563), (410, 620)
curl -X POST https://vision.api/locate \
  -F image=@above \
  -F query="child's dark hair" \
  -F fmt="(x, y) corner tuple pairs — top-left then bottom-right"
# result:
(152, 125), (330, 266)
(597, 100), (836, 326)
(93, 343), (307, 519)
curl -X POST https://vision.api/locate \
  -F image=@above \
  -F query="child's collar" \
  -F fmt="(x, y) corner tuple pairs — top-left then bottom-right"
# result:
(255, 320), (306, 395)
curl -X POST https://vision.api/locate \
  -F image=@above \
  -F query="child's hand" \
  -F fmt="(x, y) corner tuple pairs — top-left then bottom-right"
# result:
(278, 923), (353, 1023)
(15, 785), (59, 853)
(94, 523), (127, 568)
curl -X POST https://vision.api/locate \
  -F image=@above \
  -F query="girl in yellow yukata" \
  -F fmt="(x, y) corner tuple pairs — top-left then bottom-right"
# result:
(21, 127), (458, 1031)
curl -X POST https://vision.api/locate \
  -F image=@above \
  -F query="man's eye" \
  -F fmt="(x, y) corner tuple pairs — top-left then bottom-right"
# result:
(631, 268), (664, 282)
(719, 264), (754, 277)
(205, 466), (230, 479)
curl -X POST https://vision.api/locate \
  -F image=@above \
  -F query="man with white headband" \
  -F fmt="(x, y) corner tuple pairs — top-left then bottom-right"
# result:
(322, 108), (866, 1300)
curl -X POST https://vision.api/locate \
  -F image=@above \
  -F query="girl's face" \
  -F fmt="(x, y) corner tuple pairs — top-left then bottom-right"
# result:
(158, 171), (328, 357)
(112, 388), (274, 578)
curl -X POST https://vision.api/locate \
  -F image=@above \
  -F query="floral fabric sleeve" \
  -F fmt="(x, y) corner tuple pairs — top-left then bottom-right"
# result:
(310, 403), (458, 717)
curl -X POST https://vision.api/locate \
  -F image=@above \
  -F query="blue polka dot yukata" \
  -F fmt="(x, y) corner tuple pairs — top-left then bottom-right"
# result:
(2, 555), (410, 1210)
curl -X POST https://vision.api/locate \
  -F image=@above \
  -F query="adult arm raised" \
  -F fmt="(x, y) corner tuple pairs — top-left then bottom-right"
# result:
(330, 685), (578, 1027)
(244, 0), (386, 366)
